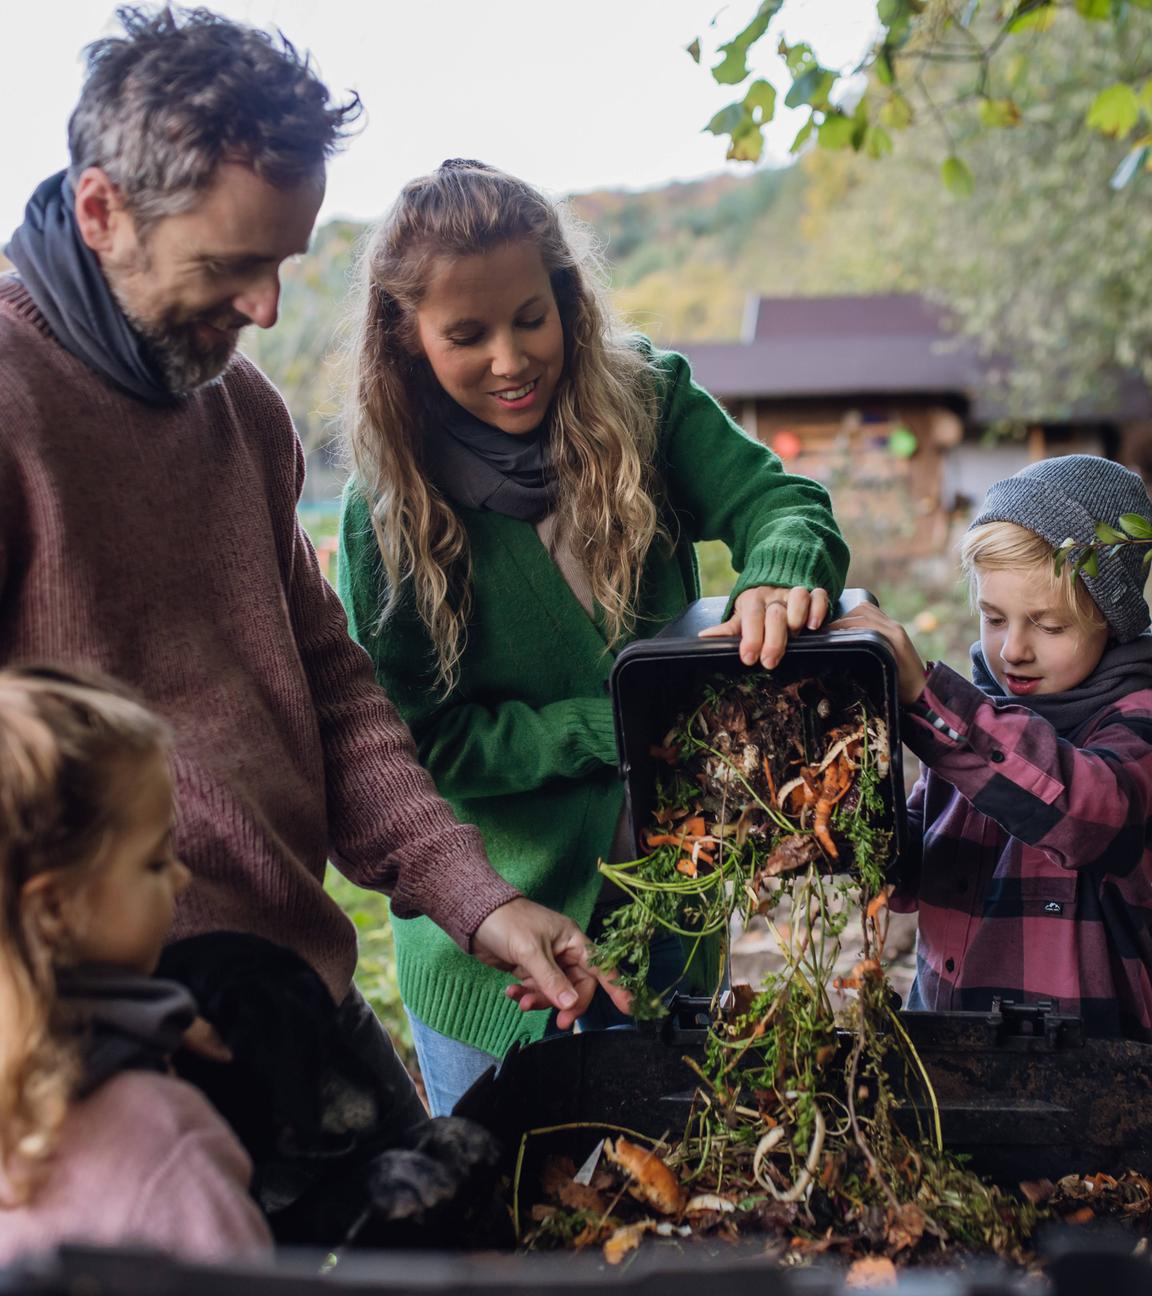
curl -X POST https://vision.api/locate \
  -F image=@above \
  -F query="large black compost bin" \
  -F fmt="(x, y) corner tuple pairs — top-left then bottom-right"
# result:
(455, 1000), (1152, 1192)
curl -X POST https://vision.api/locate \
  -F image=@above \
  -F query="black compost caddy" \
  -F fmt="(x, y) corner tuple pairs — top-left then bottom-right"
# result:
(6, 595), (1152, 1296)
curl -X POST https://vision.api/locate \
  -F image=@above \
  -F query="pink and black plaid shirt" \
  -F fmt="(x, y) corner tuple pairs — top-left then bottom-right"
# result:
(892, 662), (1152, 1039)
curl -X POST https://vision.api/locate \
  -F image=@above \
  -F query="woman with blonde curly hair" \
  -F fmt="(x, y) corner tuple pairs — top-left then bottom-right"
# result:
(0, 666), (269, 1262)
(339, 160), (849, 1114)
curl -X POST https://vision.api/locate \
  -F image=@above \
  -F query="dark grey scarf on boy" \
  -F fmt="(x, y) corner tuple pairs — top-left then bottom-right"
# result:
(970, 633), (1152, 741)
(5, 170), (175, 404)
(57, 966), (197, 1098)
(422, 396), (557, 523)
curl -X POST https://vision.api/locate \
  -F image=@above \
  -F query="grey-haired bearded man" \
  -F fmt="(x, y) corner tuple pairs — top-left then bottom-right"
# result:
(0, 3), (627, 1210)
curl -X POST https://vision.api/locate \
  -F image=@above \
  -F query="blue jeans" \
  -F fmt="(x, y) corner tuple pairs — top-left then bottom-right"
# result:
(408, 929), (690, 1117)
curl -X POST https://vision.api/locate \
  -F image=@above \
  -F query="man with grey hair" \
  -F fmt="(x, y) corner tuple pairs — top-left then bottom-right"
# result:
(1, 3), (626, 1187)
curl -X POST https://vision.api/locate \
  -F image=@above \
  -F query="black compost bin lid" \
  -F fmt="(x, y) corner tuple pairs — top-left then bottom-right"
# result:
(609, 591), (907, 867)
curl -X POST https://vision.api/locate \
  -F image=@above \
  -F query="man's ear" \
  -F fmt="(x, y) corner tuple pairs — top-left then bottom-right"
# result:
(73, 166), (132, 255)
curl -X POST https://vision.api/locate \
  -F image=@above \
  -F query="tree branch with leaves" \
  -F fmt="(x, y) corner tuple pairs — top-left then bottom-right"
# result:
(1054, 512), (1152, 580)
(691, 0), (1152, 192)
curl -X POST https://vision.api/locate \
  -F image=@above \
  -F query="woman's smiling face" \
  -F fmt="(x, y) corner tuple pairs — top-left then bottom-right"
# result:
(413, 239), (565, 436)
(976, 565), (1110, 697)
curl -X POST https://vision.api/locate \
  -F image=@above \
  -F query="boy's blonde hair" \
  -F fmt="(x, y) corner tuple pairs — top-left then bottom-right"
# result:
(0, 667), (168, 1206)
(959, 521), (1108, 636)
(345, 160), (667, 692)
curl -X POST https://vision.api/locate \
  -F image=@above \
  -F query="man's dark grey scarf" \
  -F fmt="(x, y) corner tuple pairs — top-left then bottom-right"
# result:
(422, 396), (557, 522)
(970, 633), (1152, 741)
(57, 966), (197, 1098)
(5, 170), (174, 404)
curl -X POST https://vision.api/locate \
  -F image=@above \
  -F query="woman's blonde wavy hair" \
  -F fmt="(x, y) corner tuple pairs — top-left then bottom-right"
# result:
(345, 160), (666, 691)
(0, 667), (168, 1207)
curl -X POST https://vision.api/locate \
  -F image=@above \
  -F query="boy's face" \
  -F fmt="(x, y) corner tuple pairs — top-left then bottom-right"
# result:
(976, 567), (1110, 697)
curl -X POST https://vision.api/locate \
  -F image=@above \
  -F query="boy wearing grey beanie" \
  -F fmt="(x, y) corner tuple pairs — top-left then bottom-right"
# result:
(831, 454), (1152, 1039)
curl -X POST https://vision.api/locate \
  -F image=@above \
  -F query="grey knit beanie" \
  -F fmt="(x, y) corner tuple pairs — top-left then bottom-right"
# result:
(970, 454), (1152, 643)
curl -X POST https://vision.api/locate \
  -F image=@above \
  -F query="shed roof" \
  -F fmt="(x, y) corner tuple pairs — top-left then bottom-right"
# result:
(671, 293), (1151, 424)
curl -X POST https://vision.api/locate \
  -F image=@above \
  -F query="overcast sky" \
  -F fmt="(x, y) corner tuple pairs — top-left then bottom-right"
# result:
(2, 0), (877, 237)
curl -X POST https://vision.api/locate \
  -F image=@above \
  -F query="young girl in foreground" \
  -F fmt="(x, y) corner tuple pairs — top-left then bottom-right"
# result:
(0, 667), (270, 1263)
(339, 160), (849, 1114)
(834, 455), (1152, 1038)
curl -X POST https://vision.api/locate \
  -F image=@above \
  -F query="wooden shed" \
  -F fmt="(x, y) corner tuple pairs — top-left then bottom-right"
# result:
(673, 294), (1151, 581)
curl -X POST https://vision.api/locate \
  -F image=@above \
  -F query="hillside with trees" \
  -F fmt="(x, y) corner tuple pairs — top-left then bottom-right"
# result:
(11, 0), (1151, 452)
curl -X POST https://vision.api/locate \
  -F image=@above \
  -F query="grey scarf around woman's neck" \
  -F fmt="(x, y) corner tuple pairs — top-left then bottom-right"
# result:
(970, 633), (1152, 740)
(5, 170), (175, 404)
(421, 396), (557, 522)
(57, 966), (197, 1098)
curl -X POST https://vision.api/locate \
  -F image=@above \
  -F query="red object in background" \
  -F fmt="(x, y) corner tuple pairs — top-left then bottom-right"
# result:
(773, 430), (802, 461)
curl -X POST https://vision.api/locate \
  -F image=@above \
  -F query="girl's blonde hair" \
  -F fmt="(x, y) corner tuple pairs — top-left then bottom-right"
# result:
(345, 160), (666, 691)
(959, 521), (1108, 636)
(0, 667), (168, 1206)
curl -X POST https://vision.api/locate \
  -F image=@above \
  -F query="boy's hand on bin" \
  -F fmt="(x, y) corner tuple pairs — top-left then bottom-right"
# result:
(700, 585), (830, 670)
(472, 897), (632, 1030)
(828, 601), (928, 706)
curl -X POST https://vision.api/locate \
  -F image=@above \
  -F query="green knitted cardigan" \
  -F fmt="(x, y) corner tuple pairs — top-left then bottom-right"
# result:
(338, 344), (849, 1057)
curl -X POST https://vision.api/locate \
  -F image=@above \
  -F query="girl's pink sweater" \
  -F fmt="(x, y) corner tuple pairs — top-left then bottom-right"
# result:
(0, 1070), (271, 1266)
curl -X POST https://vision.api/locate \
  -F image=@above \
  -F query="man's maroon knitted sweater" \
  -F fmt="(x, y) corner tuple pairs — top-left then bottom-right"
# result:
(0, 277), (518, 998)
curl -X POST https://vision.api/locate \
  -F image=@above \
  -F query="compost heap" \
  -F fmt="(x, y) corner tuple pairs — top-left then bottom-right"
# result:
(520, 674), (1152, 1268)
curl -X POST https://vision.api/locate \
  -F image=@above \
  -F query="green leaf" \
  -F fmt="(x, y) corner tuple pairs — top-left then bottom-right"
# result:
(980, 98), (1021, 128)
(1075, 0), (1111, 17)
(865, 124), (894, 159)
(711, 0), (785, 86)
(942, 155), (975, 197)
(1120, 512), (1152, 539)
(785, 66), (836, 110)
(877, 0), (915, 23)
(782, 41), (816, 78)
(1007, 0), (1056, 31)
(888, 9), (917, 48)
(1053, 548), (1068, 575)
(1081, 550), (1100, 578)
(818, 111), (858, 150)
(706, 103), (749, 137)
(879, 93), (914, 130)
(686, 37), (702, 64)
(1140, 79), (1152, 117)
(1056, 539), (1082, 575)
(744, 78), (777, 123)
(875, 48), (895, 87)
(728, 121), (765, 163)
(789, 118), (816, 154)
(1095, 521), (1127, 543)
(712, 45), (753, 86)
(1143, 548), (1152, 571)
(1087, 83), (1141, 138)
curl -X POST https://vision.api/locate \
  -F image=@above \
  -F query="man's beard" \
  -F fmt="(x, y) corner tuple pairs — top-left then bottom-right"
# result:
(105, 264), (247, 395)
(129, 309), (244, 396)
